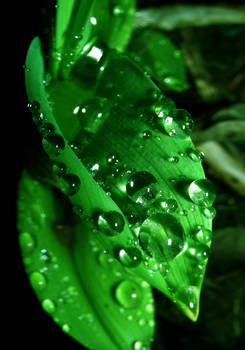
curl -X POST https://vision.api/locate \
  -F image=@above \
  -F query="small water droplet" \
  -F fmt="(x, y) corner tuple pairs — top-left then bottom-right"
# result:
(115, 280), (142, 309)
(19, 232), (35, 254)
(62, 324), (71, 333)
(59, 174), (81, 195)
(194, 226), (212, 244)
(164, 109), (193, 138)
(142, 130), (152, 139)
(112, 5), (124, 16)
(188, 179), (216, 207)
(202, 207), (216, 219)
(186, 241), (210, 261)
(187, 149), (204, 162)
(42, 298), (56, 314)
(107, 153), (120, 166)
(96, 211), (125, 236)
(168, 156), (179, 163)
(133, 340), (148, 350)
(116, 247), (142, 267)
(29, 271), (47, 291)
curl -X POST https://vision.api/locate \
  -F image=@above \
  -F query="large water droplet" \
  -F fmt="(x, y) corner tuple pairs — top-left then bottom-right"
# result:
(59, 174), (81, 195)
(186, 241), (210, 261)
(164, 109), (193, 138)
(42, 134), (65, 157)
(30, 271), (47, 291)
(115, 280), (142, 309)
(96, 211), (125, 236)
(139, 213), (184, 261)
(188, 179), (216, 207)
(19, 232), (35, 254)
(116, 247), (142, 267)
(126, 172), (157, 205)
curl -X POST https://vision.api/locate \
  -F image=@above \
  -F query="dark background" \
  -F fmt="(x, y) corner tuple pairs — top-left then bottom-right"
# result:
(11, 1), (245, 349)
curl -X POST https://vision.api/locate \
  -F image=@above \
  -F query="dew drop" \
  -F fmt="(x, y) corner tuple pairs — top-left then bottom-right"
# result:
(202, 207), (216, 219)
(186, 241), (210, 261)
(126, 171), (157, 205)
(29, 271), (47, 291)
(42, 134), (65, 157)
(38, 122), (55, 136)
(107, 153), (120, 166)
(59, 174), (81, 195)
(115, 280), (142, 309)
(133, 340), (148, 350)
(116, 247), (142, 267)
(112, 5), (124, 16)
(176, 286), (199, 317)
(187, 149), (204, 162)
(188, 179), (216, 207)
(164, 109), (193, 138)
(142, 130), (152, 139)
(62, 324), (71, 333)
(156, 198), (178, 213)
(42, 298), (56, 314)
(167, 156), (179, 163)
(19, 232), (35, 254)
(194, 226), (212, 244)
(154, 97), (176, 120)
(139, 213), (184, 261)
(96, 211), (125, 236)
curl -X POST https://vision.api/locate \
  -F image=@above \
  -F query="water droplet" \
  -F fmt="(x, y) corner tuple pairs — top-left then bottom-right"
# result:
(112, 5), (124, 16)
(133, 340), (148, 350)
(19, 232), (35, 254)
(42, 134), (65, 157)
(163, 75), (184, 92)
(194, 226), (212, 244)
(28, 101), (41, 122)
(202, 207), (216, 219)
(62, 324), (71, 333)
(186, 241), (210, 261)
(115, 280), (142, 309)
(187, 149), (204, 162)
(142, 130), (152, 139)
(164, 109), (193, 138)
(156, 198), (178, 213)
(154, 97), (176, 120)
(126, 172), (157, 205)
(38, 122), (55, 136)
(96, 211), (125, 236)
(188, 179), (216, 207)
(168, 156), (179, 163)
(116, 247), (142, 267)
(52, 161), (67, 176)
(59, 174), (81, 195)
(139, 213), (184, 261)
(42, 298), (56, 314)
(40, 249), (52, 264)
(30, 271), (47, 291)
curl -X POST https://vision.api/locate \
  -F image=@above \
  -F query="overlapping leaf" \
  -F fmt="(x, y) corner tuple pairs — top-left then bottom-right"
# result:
(18, 171), (154, 350)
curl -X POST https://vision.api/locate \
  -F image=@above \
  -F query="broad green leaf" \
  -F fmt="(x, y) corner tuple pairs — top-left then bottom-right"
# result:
(18, 171), (155, 349)
(25, 36), (215, 323)
(52, 0), (136, 78)
(127, 28), (189, 92)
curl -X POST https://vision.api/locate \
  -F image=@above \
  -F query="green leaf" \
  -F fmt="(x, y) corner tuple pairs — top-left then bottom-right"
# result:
(127, 29), (189, 92)
(52, 0), (136, 78)
(17, 171), (155, 349)
(25, 36), (215, 323)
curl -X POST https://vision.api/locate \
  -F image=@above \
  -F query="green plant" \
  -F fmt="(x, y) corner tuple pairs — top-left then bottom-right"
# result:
(18, 1), (216, 349)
